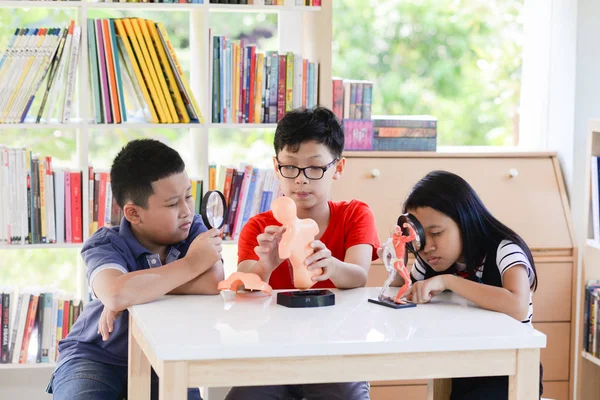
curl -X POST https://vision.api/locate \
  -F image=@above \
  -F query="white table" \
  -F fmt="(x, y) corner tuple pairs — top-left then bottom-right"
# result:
(128, 288), (546, 400)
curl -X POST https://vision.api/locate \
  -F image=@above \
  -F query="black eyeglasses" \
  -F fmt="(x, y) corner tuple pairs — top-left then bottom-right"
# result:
(276, 158), (339, 180)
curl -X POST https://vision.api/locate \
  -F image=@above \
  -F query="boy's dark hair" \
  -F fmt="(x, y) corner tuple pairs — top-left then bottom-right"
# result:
(403, 170), (538, 290)
(274, 107), (344, 158)
(110, 139), (185, 209)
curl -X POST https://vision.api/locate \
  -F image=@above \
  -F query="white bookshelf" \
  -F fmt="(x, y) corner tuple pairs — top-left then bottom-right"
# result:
(576, 119), (600, 400)
(0, 1), (332, 394)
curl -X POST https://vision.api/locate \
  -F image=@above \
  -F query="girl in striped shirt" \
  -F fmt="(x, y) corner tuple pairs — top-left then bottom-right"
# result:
(391, 170), (541, 400)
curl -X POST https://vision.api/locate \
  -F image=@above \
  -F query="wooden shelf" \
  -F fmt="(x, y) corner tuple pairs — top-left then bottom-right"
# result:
(0, 243), (82, 250)
(0, 363), (56, 370)
(582, 351), (600, 368)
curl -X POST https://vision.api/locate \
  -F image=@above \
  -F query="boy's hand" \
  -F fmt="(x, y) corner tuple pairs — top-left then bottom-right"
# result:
(254, 225), (285, 274)
(186, 228), (223, 272)
(98, 306), (122, 341)
(406, 276), (446, 303)
(306, 240), (337, 282)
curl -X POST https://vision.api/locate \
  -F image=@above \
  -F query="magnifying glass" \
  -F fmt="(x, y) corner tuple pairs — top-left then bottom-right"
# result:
(201, 190), (227, 230)
(397, 213), (426, 254)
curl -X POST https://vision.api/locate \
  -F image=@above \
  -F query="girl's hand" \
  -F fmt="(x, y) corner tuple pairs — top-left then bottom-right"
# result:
(406, 276), (446, 303)
(305, 240), (337, 282)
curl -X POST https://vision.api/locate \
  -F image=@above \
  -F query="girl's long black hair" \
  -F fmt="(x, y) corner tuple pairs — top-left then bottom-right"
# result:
(403, 170), (537, 290)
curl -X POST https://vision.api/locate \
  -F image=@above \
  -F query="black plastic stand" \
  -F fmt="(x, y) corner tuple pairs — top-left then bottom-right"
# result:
(277, 289), (335, 308)
(368, 296), (417, 309)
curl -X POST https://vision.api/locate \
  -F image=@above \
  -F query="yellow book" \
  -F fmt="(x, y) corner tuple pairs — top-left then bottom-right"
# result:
(232, 42), (239, 124)
(113, 19), (159, 124)
(254, 53), (264, 123)
(127, 18), (172, 123)
(145, 20), (189, 123)
(285, 52), (294, 112)
(156, 22), (203, 123)
(1, 30), (44, 123)
(121, 18), (168, 123)
(209, 165), (217, 191)
(137, 19), (178, 123)
(191, 179), (197, 205)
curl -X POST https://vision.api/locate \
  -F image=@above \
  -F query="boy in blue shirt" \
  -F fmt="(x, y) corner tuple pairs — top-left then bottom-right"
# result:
(47, 139), (223, 400)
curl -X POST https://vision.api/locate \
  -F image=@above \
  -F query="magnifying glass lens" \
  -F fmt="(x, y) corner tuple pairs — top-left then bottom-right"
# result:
(201, 190), (227, 230)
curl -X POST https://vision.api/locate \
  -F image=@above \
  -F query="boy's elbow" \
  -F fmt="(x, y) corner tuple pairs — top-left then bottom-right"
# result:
(205, 261), (225, 295)
(102, 285), (128, 311)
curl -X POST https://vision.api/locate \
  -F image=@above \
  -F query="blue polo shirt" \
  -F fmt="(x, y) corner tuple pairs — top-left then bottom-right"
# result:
(56, 214), (207, 368)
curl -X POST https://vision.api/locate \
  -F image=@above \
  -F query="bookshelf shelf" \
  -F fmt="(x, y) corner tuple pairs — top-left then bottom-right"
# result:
(582, 351), (600, 368)
(0, 243), (83, 250)
(207, 3), (321, 12)
(0, 1), (80, 8)
(577, 119), (600, 399)
(89, 123), (204, 130)
(0, 123), (84, 130)
(208, 123), (277, 129)
(0, 1), (322, 12)
(86, 2), (203, 11)
(0, 363), (56, 370)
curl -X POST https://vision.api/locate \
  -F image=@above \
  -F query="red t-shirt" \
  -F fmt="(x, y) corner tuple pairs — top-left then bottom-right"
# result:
(237, 200), (381, 289)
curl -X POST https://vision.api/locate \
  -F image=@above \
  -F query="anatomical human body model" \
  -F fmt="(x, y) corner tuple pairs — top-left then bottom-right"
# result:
(379, 223), (417, 304)
(271, 196), (321, 290)
(218, 272), (273, 295)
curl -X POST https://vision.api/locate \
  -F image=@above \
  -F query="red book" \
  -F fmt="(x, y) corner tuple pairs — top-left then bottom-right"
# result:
(19, 295), (39, 364)
(277, 54), (286, 121)
(62, 300), (70, 339)
(97, 172), (108, 231)
(70, 171), (82, 243)
(248, 46), (256, 123)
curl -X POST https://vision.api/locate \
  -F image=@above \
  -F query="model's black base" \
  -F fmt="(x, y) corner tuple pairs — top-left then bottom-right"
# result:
(277, 289), (335, 308)
(368, 296), (417, 309)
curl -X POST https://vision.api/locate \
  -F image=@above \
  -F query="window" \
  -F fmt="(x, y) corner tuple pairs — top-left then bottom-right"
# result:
(332, 0), (524, 146)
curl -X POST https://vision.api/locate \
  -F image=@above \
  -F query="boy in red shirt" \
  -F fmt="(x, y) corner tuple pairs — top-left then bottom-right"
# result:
(227, 107), (380, 400)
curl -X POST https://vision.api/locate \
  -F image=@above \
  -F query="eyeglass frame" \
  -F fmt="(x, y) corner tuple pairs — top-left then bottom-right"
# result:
(275, 157), (339, 180)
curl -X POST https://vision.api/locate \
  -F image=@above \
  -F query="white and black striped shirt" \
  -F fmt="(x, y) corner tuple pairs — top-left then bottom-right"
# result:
(410, 240), (535, 324)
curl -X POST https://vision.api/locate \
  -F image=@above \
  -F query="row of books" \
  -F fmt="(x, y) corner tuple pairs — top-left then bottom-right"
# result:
(584, 280), (600, 357)
(343, 115), (438, 151)
(211, 35), (319, 124)
(372, 115), (437, 151)
(331, 78), (374, 122)
(0, 289), (82, 364)
(97, 0), (204, 3)
(87, 170), (205, 235)
(0, 147), (84, 245)
(0, 22), (81, 124)
(208, 164), (280, 240)
(210, 0), (321, 4)
(88, 18), (202, 124)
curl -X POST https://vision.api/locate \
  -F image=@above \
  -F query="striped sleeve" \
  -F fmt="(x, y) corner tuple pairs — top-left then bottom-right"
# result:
(410, 257), (427, 283)
(496, 240), (535, 288)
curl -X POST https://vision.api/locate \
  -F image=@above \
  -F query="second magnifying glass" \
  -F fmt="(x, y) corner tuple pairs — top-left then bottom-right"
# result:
(201, 190), (227, 230)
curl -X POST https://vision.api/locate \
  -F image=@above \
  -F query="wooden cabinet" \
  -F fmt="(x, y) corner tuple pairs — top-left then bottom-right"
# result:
(332, 152), (576, 399)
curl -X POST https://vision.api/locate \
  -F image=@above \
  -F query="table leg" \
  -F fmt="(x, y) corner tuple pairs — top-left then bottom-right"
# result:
(128, 315), (151, 400)
(427, 378), (451, 400)
(508, 348), (540, 400)
(160, 361), (188, 400)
